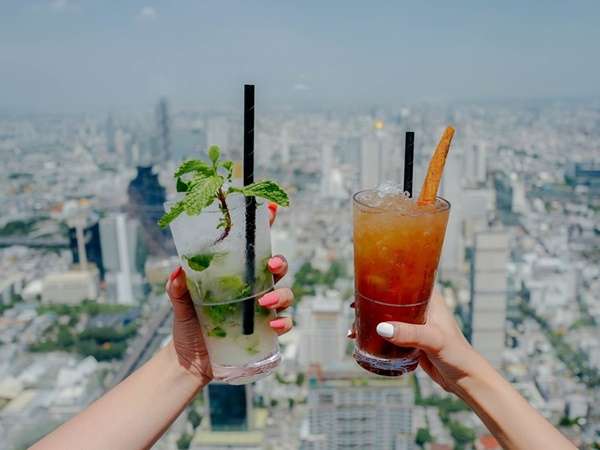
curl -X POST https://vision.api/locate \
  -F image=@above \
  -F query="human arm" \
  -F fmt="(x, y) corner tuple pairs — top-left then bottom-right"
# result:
(32, 206), (293, 450)
(372, 291), (576, 450)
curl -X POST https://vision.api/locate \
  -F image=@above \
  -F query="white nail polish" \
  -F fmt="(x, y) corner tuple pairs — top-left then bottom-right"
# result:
(376, 322), (394, 338)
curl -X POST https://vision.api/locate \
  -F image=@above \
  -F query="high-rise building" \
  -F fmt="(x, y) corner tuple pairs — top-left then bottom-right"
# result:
(281, 126), (291, 165)
(155, 98), (171, 162)
(439, 150), (465, 278)
(190, 383), (266, 450)
(127, 166), (172, 256)
(206, 116), (230, 154)
(469, 229), (509, 369)
(320, 144), (346, 199)
(461, 188), (495, 248)
(301, 376), (415, 450)
(105, 114), (116, 153)
(360, 120), (400, 189)
(204, 383), (252, 431)
(68, 220), (105, 280)
(297, 291), (348, 371)
(99, 214), (143, 305)
(464, 144), (487, 186)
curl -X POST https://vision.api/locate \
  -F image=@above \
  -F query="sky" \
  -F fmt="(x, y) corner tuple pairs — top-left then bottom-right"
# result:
(1, 0), (600, 113)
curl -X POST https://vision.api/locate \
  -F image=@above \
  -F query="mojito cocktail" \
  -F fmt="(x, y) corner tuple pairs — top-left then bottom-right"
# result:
(353, 190), (450, 376)
(166, 196), (279, 384)
(160, 146), (289, 384)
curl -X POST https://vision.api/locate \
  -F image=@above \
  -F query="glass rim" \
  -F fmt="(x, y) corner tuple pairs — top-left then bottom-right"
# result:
(188, 278), (274, 305)
(352, 189), (450, 216)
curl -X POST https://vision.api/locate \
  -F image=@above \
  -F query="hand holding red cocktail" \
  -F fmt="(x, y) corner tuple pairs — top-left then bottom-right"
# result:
(352, 127), (455, 376)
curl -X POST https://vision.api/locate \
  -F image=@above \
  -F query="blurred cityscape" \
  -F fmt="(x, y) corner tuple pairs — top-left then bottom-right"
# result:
(1, 98), (600, 450)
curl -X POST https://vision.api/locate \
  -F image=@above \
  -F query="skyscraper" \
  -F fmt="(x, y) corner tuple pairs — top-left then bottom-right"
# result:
(190, 383), (267, 450)
(360, 134), (382, 189)
(360, 120), (400, 189)
(464, 144), (487, 186)
(204, 383), (252, 431)
(105, 114), (116, 153)
(297, 291), (348, 371)
(127, 166), (172, 256)
(99, 213), (143, 305)
(439, 150), (465, 278)
(301, 376), (415, 450)
(68, 220), (105, 280)
(469, 229), (509, 369)
(155, 98), (171, 162)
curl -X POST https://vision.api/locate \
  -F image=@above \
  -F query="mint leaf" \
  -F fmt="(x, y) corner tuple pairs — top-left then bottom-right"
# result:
(246, 343), (260, 355)
(184, 253), (218, 272)
(207, 326), (227, 338)
(174, 160), (214, 178)
(158, 200), (185, 228)
(183, 175), (224, 215)
(203, 301), (239, 326)
(238, 180), (290, 207)
(208, 145), (220, 164)
(176, 177), (189, 192)
(221, 160), (233, 172)
(218, 275), (252, 299)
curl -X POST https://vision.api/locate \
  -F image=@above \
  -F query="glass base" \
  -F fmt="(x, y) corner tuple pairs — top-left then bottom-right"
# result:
(353, 346), (420, 376)
(212, 351), (281, 385)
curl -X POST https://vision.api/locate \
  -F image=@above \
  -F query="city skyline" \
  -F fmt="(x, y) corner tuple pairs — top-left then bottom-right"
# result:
(2, 1), (600, 113)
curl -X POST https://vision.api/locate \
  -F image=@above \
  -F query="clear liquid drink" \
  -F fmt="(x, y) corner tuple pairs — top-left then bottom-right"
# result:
(166, 196), (280, 384)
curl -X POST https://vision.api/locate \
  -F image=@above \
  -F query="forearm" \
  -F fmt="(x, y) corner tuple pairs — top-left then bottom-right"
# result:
(31, 341), (205, 450)
(454, 352), (575, 450)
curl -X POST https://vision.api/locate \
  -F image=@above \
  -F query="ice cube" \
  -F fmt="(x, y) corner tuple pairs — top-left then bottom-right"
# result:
(376, 181), (404, 198)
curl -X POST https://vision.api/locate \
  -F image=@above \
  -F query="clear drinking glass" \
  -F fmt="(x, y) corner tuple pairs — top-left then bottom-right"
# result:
(165, 196), (280, 384)
(352, 190), (450, 376)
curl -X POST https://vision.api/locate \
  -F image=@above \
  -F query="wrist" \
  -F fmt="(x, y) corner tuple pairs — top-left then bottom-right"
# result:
(452, 349), (498, 403)
(164, 340), (209, 390)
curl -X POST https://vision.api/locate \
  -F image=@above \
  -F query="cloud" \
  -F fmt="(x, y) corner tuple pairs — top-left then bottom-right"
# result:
(293, 83), (310, 92)
(136, 6), (158, 21)
(43, 0), (78, 12)
(50, 0), (68, 9)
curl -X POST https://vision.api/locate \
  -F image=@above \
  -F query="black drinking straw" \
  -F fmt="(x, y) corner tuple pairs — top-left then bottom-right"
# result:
(243, 84), (256, 335)
(403, 131), (415, 197)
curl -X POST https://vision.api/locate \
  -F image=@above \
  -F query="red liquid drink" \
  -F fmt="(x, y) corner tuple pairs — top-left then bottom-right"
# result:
(353, 190), (450, 376)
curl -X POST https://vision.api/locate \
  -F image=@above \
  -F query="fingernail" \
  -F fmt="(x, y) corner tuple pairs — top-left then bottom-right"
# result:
(376, 322), (394, 338)
(268, 257), (283, 271)
(259, 291), (279, 307)
(270, 318), (287, 329)
(170, 266), (183, 282)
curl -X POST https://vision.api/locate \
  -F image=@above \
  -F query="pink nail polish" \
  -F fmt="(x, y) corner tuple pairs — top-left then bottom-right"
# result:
(268, 258), (282, 271)
(270, 318), (287, 329)
(259, 292), (279, 307)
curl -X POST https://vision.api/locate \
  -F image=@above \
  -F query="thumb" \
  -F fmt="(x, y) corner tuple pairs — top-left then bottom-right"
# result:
(166, 267), (197, 322)
(376, 321), (443, 354)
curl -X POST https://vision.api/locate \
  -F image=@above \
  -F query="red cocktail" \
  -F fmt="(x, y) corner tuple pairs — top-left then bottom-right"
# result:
(353, 190), (450, 376)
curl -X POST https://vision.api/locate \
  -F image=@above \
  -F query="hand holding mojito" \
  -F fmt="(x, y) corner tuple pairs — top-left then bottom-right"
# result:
(160, 146), (289, 384)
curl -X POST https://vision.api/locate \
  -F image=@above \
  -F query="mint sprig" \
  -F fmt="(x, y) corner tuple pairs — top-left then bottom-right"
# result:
(158, 146), (290, 243)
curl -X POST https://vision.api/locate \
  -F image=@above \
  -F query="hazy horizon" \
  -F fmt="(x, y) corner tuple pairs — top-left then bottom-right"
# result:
(2, 1), (600, 113)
